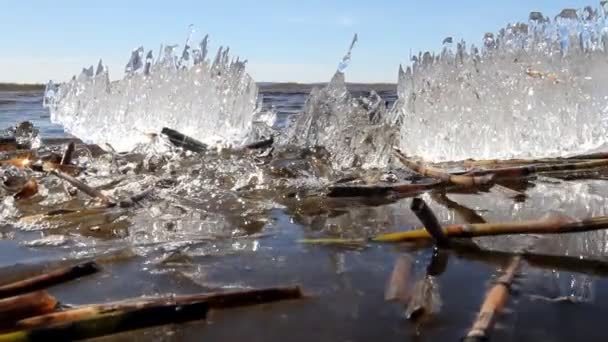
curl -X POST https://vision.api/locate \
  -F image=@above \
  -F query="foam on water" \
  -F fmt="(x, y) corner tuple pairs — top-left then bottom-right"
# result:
(391, 7), (608, 161)
(44, 31), (258, 152)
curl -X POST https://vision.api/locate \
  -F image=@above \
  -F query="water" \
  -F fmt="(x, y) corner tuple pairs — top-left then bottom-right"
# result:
(3, 88), (608, 341)
(0, 91), (64, 137)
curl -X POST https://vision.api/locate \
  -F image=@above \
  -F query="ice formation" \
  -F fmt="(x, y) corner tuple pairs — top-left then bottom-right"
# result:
(285, 34), (396, 169)
(44, 30), (258, 152)
(391, 6), (608, 161)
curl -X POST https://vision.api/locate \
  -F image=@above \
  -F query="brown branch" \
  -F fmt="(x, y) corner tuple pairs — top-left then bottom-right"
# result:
(463, 257), (522, 341)
(0, 291), (57, 330)
(13, 179), (38, 201)
(50, 170), (113, 205)
(373, 214), (608, 242)
(466, 159), (608, 179)
(393, 148), (494, 187)
(12, 286), (303, 333)
(1, 301), (210, 341)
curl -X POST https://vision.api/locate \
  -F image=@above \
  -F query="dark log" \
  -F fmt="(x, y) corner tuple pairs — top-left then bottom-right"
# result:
(161, 128), (207, 153)
(245, 136), (274, 150)
(411, 198), (449, 247)
(60, 142), (75, 165)
(0, 262), (100, 299)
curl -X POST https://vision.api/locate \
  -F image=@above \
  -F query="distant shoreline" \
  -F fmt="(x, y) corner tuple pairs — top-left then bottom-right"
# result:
(0, 83), (46, 91)
(0, 82), (396, 93)
(258, 82), (396, 93)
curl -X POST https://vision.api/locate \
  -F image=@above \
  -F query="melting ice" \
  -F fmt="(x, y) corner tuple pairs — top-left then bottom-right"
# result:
(391, 7), (608, 161)
(284, 34), (396, 169)
(44, 31), (258, 152)
(45, 6), (608, 165)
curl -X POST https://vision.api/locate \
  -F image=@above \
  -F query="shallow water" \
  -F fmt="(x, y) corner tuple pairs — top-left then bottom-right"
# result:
(2, 89), (608, 341)
(0, 91), (64, 137)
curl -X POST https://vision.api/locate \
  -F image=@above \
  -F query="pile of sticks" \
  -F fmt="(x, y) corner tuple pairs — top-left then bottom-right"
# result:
(325, 147), (608, 198)
(305, 147), (608, 339)
(0, 261), (303, 341)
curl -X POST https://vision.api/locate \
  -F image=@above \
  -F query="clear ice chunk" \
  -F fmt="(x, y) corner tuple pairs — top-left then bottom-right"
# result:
(391, 6), (608, 162)
(337, 34), (358, 72)
(45, 31), (258, 152)
(284, 34), (396, 169)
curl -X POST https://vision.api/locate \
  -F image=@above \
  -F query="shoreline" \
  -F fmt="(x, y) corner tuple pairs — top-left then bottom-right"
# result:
(0, 82), (396, 93)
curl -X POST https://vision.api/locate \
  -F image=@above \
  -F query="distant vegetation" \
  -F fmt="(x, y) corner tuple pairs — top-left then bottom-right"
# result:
(0, 83), (45, 91)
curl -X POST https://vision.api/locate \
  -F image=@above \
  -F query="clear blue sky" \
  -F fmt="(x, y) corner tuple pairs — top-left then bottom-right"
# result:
(0, 0), (597, 83)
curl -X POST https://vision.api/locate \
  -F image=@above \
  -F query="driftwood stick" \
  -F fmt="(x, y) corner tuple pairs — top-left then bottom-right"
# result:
(411, 198), (449, 247)
(0, 262), (100, 299)
(463, 256), (522, 341)
(372, 215), (608, 243)
(0, 301), (210, 342)
(466, 158), (608, 179)
(566, 151), (608, 160)
(462, 157), (592, 168)
(406, 152), (608, 183)
(0, 292), (58, 330)
(393, 149), (494, 187)
(12, 286), (303, 333)
(161, 127), (207, 153)
(60, 142), (75, 166)
(50, 170), (113, 205)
